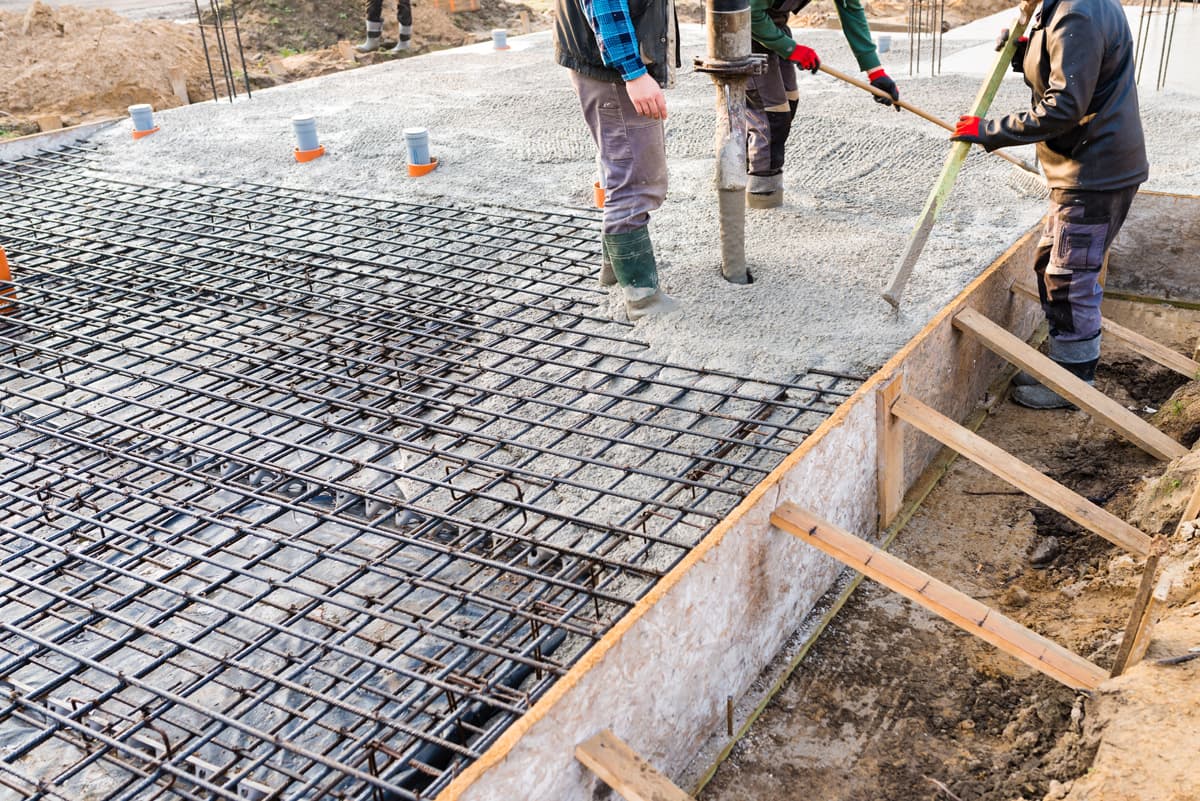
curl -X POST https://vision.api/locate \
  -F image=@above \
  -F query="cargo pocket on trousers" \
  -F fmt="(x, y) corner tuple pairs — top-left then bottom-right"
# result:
(598, 100), (633, 162)
(1051, 217), (1109, 271)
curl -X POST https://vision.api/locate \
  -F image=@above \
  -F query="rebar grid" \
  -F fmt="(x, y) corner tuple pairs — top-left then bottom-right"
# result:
(0, 149), (861, 800)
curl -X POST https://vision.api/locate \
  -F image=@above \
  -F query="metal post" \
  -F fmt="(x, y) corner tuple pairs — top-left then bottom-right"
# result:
(695, 0), (766, 285)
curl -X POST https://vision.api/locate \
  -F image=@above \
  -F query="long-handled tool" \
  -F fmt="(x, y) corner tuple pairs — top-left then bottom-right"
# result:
(818, 63), (1040, 175)
(882, 0), (1040, 309)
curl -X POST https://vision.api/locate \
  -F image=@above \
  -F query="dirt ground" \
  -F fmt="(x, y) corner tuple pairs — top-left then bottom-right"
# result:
(0, 0), (547, 135)
(702, 302), (1200, 801)
(0, 0), (1018, 138)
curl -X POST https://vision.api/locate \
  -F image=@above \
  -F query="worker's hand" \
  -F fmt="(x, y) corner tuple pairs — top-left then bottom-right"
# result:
(626, 72), (668, 120)
(867, 68), (900, 110)
(950, 115), (986, 144)
(994, 27), (1029, 72)
(787, 43), (820, 73)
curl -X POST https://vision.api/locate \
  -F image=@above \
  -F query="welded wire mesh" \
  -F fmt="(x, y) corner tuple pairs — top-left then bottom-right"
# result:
(0, 148), (861, 800)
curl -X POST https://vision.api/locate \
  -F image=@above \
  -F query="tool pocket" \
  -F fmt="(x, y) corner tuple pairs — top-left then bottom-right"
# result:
(1050, 212), (1109, 270)
(598, 99), (634, 162)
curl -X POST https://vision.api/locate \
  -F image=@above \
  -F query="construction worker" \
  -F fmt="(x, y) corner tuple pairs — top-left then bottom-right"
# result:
(356, 0), (413, 54)
(554, 0), (680, 320)
(951, 0), (1148, 409)
(746, 0), (900, 206)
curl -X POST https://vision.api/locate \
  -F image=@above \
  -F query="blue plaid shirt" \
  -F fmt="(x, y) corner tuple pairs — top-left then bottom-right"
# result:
(582, 0), (647, 82)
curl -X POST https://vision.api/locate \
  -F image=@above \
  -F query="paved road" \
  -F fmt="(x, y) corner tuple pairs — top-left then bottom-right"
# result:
(0, 0), (196, 19)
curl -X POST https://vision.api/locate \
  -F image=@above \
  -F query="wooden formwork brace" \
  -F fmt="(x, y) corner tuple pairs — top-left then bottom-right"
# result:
(888, 392), (1152, 556)
(1112, 478), (1200, 675)
(876, 374), (906, 530)
(771, 504), (1109, 691)
(953, 307), (1187, 461)
(1012, 282), (1200, 379)
(576, 729), (692, 801)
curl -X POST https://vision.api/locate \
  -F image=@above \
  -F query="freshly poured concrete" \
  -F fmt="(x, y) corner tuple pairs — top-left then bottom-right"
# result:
(86, 23), (1200, 379)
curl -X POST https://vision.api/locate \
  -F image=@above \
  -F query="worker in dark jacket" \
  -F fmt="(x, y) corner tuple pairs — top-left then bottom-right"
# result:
(952, 0), (1148, 409)
(746, 0), (899, 206)
(555, 0), (680, 320)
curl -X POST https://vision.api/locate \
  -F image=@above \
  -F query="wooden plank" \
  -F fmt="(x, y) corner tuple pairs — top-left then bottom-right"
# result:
(892, 392), (1152, 556)
(770, 503), (1109, 691)
(1012, 281), (1200, 378)
(1110, 552), (1160, 676)
(167, 66), (190, 105)
(876, 374), (905, 530)
(1115, 479), (1200, 674)
(881, 0), (1040, 308)
(575, 729), (692, 801)
(953, 307), (1187, 461)
(1103, 318), (1200, 379)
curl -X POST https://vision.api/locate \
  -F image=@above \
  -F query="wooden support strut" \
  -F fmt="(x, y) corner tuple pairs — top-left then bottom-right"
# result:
(576, 729), (692, 801)
(953, 307), (1187, 461)
(1112, 478), (1200, 675)
(1012, 282), (1200, 379)
(876, 374), (906, 530)
(771, 503), (1110, 691)
(890, 392), (1152, 557)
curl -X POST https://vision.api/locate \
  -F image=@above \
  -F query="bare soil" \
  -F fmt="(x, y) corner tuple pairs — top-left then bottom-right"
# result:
(702, 305), (1200, 801)
(1, 0), (1016, 139)
(0, 0), (548, 135)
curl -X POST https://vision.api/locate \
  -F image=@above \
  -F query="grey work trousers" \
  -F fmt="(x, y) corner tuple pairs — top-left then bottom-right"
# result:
(746, 50), (797, 174)
(1034, 185), (1139, 342)
(570, 70), (668, 235)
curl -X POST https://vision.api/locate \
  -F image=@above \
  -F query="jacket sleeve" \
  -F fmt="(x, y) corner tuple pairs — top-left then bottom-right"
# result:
(977, 8), (1103, 150)
(833, 0), (881, 72)
(581, 0), (648, 82)
(750, 0), (797, 58)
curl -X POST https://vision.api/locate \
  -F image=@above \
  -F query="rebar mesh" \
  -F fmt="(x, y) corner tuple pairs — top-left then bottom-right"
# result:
(0, 148), (861, 800)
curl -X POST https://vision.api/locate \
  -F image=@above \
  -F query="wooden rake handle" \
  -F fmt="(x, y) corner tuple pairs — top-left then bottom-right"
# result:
(817, 63), (1039, 175)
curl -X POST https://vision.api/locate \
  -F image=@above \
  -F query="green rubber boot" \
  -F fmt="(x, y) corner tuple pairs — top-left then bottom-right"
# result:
(602, 226), (678, 320)
(598, 238), (616, 286)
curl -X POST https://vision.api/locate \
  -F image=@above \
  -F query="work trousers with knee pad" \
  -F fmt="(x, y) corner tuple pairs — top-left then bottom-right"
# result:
(366, 0), (412, 28)
(1033, 185), (1140, 343)
(746, 45), (797, 175)
(570, 71), (668, 235)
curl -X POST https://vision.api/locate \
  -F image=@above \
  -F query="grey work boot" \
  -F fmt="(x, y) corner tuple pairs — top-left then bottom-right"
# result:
(746, 172), (783, 209)
(389, 24), (413, 52)
(598, 239), (616, 286)
(603, 226), (678, 321)
(1011, 335), (1100, 410)
(356, 21), (383, 52)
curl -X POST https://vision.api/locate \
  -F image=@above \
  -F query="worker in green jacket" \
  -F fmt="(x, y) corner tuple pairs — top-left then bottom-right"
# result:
(746, 0), (900, 207)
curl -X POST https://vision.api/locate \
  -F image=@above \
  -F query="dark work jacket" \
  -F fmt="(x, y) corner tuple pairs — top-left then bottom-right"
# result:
(554, 0), (680, 86)
(768, 0), (812, 25)
(978, 0), (1149, 190)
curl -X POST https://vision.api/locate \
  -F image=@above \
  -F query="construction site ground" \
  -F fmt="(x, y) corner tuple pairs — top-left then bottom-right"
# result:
(702, 301), (1200, 801)
(1, 2), (1199, 800)
(2, 1), (1057, 138)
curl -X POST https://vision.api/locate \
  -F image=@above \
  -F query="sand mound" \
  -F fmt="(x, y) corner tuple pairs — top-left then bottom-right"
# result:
(0, 2), (208, 121)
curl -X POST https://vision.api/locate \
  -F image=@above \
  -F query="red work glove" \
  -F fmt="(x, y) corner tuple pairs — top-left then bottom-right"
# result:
(788, 43), (820, 73)
(867, 67), (900, 110)
(950, 115), (986, 144)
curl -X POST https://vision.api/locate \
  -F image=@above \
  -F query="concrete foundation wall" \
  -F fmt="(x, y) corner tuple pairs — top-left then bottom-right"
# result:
(440, 225), (1046, 801)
